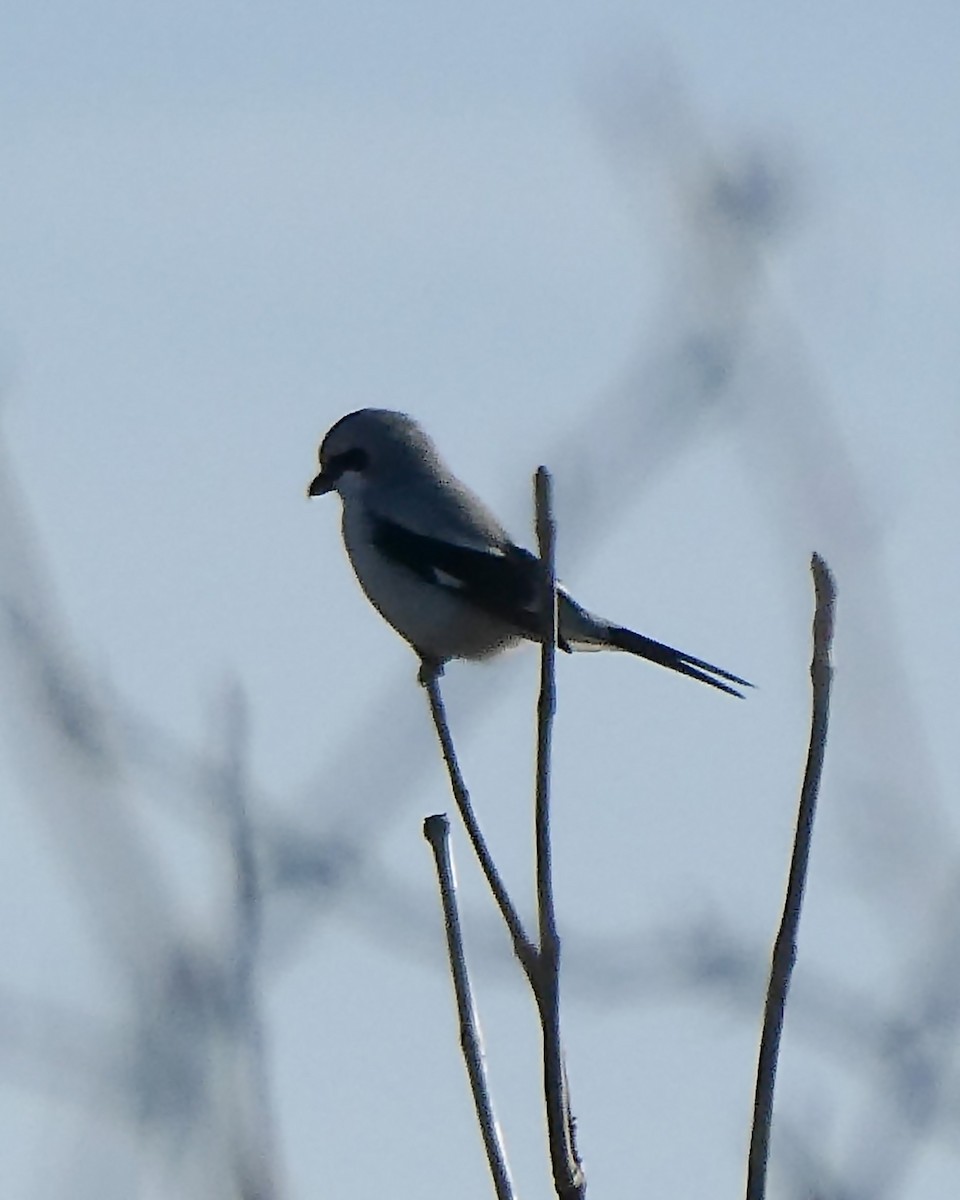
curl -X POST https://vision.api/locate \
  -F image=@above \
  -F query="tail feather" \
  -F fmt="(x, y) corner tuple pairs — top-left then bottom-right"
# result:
(555, 590), (749, 698)
(604, 623), (751, 698)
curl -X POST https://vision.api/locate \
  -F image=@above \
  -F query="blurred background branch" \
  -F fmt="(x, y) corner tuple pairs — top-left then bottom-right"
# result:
(0, 25), (956, 1199)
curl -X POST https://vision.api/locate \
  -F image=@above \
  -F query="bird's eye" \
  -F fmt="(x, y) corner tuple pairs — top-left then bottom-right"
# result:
(325, 447), (369, 476)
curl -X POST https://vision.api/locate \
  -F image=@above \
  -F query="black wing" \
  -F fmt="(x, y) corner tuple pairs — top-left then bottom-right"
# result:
(370, 515), (550, 640)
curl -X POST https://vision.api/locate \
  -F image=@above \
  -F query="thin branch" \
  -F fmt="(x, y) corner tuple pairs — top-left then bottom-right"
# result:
(746, 552), (836, 1200)
(422, 670), (539, 980)
(534, 467), (586, 1199)
(423, 814), (516, 1200)
(420, 471), (585, 1199)
(534, 466), (560, 962)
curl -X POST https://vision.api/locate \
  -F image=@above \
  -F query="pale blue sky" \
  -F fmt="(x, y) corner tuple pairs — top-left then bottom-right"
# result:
(1, 4), (958, 1198)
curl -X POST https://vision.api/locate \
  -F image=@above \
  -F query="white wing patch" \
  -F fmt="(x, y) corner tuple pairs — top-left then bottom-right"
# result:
(433, 568), (466, 590)
(439, 539), (506, 557)
(428, 543), (507, 591)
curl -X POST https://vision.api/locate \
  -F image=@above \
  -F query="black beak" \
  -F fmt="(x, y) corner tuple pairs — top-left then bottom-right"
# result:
(307, 469), (337, 497)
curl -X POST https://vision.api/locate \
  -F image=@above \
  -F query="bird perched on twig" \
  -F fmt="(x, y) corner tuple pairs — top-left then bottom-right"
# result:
(307, 409), (749, 696)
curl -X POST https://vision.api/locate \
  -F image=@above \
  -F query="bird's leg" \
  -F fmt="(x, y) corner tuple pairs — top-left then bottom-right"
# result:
(417, 655), (444, 688)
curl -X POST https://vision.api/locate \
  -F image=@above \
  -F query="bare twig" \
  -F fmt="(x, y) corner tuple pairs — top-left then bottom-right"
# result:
(423, 814), (516, 1200)
(534, 468), (585, 1199)
(746, 552), (836, 1200)
(422, 671), (539, 979)
(534, 467), (560, 965)
(421, 470), (585, 1199)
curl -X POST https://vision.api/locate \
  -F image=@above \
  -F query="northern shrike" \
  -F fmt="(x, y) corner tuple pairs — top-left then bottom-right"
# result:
(307, 409), (749, 696)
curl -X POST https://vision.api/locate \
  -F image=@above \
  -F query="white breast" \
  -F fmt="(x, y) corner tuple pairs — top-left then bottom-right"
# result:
(340, 501), (520, 662)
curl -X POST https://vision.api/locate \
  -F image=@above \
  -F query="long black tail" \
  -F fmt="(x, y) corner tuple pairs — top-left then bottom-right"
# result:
(605, 624), (751, 698)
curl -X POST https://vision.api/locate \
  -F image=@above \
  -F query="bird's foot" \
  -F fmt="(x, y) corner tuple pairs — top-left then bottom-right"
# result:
(417, 657), (444, 688)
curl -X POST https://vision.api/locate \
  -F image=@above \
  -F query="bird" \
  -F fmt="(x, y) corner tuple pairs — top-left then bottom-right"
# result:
(307, 409), (750, 697)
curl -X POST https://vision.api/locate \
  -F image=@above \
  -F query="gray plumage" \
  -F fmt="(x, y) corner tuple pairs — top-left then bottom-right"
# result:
(307, 409), (749, 696)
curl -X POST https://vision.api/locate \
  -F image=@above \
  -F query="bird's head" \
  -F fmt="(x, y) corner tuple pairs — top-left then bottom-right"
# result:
(307, 408), (439, 499)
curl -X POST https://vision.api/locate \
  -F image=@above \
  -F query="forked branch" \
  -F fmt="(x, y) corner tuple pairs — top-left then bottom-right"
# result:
(422, 467), (587, 1199)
